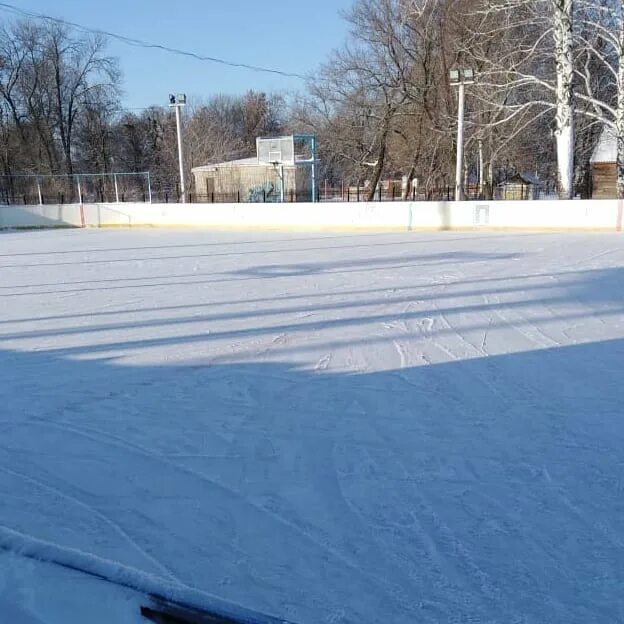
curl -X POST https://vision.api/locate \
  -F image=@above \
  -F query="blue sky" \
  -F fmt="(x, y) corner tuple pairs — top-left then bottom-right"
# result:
(9, 0), (354, 110)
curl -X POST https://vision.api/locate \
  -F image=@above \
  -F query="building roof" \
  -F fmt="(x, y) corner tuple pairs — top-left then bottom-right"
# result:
(499, 172), (541, 186)
(519, 172), (541, 186)
(591, 126), (617, 164)
(191, 157), (259, 172)
(191, 156), (299, 172)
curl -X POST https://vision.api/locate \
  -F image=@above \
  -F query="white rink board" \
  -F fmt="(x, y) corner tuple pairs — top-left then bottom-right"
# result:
(0, 199), (622, 230)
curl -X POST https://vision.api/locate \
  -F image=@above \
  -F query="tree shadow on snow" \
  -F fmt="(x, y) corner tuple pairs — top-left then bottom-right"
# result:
(1, 336), (624, 623)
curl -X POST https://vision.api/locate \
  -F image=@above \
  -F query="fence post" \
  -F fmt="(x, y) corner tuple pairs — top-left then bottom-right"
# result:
(357, 185), (360, 202)
(263, 189), (266, 203)
(165, 192), (169, 203)
(347, 186), (350, 202)
(237, 190), (240, 203)
(211, 192), (214, 203)
(378, 185), (382, 202)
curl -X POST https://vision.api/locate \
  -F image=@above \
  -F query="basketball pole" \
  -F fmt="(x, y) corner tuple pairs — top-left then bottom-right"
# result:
(280, 164), (285, 203)
(271, 162), (285, 203)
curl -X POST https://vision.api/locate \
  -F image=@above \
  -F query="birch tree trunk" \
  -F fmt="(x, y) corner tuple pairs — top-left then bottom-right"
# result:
(366, 126), (389, 202)
(617, 0), (624, 199)
(552, 0), (575, 199)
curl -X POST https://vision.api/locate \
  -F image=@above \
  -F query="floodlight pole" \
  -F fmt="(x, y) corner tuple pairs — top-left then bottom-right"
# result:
(147, 171), (153, 203)
(174, 104), (185, 203)
(450, 69), (474, 201)
(76, 175), (82, 204)
(311, 135), (317, 203)
(455, 81), (465, 201)
(169, 94), (187, 203)
(478, 138), (484, 198)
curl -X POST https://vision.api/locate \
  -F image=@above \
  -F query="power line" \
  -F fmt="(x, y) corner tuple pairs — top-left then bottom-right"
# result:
(0, 2), (306, 80)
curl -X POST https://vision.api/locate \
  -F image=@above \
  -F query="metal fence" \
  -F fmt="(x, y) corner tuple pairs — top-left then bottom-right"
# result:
(146, 185), (559, 204)
(0, 173), (562, 205)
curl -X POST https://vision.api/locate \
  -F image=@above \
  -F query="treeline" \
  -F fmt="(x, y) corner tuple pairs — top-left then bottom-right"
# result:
(296, 0), (621, 199)
(0, 0), (622, 199)
(0, 19), (286, 197)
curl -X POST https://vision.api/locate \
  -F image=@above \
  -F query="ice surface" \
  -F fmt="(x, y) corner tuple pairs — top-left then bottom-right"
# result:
(2, 228), (624, 623)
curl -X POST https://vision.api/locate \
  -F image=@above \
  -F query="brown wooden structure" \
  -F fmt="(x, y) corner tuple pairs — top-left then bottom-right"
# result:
(591, 127), (617, 199)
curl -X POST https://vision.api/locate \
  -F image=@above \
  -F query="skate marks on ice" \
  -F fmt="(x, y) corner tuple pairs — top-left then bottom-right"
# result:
(2, 230), (624, 622)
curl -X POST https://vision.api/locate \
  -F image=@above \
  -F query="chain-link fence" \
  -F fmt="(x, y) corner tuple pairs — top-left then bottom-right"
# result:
(0, 172), (151, 205)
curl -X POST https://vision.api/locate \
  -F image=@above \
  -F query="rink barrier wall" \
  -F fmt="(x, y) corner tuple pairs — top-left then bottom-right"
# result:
(1, 199), (623, 231)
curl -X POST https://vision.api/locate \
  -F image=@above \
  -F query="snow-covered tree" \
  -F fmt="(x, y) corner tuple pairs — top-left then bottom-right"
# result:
(553, 0), (575, 198)
(464, 0), (577, 197)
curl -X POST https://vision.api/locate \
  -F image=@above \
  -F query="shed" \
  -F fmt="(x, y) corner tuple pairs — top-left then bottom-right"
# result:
(591, 126), (617, 199)
(191, 135), (316, 202)
(496, 172), (541, 200)
(192, 157), (298, 202)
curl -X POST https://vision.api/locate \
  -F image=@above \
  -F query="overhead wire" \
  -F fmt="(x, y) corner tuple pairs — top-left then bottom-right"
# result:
(0, 1), (306, 80)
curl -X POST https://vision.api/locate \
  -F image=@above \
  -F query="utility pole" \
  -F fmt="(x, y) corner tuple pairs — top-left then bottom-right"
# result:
(169, 93), (187, 203)
(111, 157), (119, 203)
(478, 138), (484, 198)
(449, 69), (475, 201)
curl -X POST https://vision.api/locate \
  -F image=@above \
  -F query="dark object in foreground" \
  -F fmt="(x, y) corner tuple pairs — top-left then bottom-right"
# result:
(141, 596), (295, 624)
(141, 603), (236, 623)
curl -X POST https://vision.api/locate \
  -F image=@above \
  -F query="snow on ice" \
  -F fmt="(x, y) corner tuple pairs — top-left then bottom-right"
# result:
(1, 228), (624, 623)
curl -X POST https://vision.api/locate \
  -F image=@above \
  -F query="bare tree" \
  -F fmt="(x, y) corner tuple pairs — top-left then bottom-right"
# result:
(44, 23), (120, 175)
(0, 18), (120, 180)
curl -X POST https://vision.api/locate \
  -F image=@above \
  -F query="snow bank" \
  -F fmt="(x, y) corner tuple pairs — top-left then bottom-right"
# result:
(0, 526), (291, 624)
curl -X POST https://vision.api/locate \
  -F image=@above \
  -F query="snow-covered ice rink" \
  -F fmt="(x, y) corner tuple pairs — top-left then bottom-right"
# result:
(2, 228), (624, 623)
